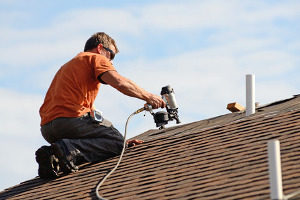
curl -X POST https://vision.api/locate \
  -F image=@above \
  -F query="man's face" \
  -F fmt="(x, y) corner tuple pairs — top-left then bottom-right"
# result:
(103, 44), (116, 61)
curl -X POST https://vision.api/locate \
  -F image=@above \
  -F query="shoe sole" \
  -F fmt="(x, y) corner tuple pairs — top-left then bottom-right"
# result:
(52, 143), (78, 174)
(35, 146), (58, 179)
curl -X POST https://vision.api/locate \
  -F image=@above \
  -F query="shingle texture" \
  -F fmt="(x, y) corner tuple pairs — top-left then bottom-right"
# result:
(1, 95), (300, 199)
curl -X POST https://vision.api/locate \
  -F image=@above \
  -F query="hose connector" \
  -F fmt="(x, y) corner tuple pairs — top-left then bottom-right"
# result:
(134, 107), (145, 114)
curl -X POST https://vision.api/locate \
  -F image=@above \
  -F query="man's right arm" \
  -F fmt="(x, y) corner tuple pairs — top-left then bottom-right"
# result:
(100, 71), (166, 109)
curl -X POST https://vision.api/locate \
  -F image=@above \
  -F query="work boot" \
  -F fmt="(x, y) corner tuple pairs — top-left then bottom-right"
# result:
(35, 146), (59, 179)
(51, 141), (78, 174)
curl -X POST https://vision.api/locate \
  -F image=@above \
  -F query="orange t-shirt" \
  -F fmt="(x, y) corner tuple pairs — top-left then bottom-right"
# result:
(39, 52), (116, 125)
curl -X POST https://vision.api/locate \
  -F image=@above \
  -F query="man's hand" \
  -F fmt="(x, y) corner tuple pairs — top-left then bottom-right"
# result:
(146, 94), (166, 109)
(126, 139), (144, 147)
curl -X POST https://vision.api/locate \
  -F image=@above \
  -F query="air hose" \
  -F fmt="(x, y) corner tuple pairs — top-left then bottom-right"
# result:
(95, 107), (145, 200)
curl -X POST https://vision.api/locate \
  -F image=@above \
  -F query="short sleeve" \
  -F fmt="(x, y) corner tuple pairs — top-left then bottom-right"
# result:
(92, 54), (116, 81)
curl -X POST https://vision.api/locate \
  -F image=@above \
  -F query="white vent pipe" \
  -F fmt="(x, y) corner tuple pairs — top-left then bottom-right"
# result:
(246, 74), (255, 116)
(268, 139), (284, 200)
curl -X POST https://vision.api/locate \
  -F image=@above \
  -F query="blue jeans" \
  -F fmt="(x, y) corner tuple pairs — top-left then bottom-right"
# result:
(41, 114), (124, 164)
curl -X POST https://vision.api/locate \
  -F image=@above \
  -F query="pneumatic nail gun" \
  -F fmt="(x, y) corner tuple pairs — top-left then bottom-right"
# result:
(146, 85), (181, 129)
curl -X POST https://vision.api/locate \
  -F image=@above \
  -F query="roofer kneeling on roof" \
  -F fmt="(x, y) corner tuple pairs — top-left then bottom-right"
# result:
(36, 32), (166, 179)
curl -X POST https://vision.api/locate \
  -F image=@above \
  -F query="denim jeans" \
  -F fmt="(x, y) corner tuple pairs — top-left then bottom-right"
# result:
(41, 115), (124, 164)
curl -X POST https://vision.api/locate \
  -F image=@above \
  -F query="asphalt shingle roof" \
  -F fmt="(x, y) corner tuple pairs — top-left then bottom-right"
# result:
(1, 94), (300, 199)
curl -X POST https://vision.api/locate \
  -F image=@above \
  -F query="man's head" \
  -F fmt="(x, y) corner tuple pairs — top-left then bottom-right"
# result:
(84, 32), (119, 60)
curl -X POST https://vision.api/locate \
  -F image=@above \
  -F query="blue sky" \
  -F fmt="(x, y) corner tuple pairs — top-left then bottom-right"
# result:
(0, 0), (299, 192)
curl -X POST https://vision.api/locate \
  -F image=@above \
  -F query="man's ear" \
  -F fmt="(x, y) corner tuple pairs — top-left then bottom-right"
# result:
(96, 43), (103, 54)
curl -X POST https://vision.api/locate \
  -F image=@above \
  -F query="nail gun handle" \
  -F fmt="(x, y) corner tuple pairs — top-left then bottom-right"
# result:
(144, 104), (155, 115)
(144, 104), (152, 111)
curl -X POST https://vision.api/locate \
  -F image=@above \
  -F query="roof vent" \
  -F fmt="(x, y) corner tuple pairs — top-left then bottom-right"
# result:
(246, 74), (255, 116)
(268, 140), (284, 200)
(268, 140), (300, 199)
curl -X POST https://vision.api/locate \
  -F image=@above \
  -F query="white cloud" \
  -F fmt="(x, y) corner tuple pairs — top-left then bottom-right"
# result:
(0, 88), (45, 191)
(52, 8), (142, 35)
(0, 34), (84, 68)
(0, 88), (42, 138)
(238, 50), (296, 76)
(119, 43), (298, 118)
(256, 80), (298, 104)
(136, 0), (300, 31)
(0, 139), (40, 191)
(0, 10), (30, 26)
(1, 0), (298, 68)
